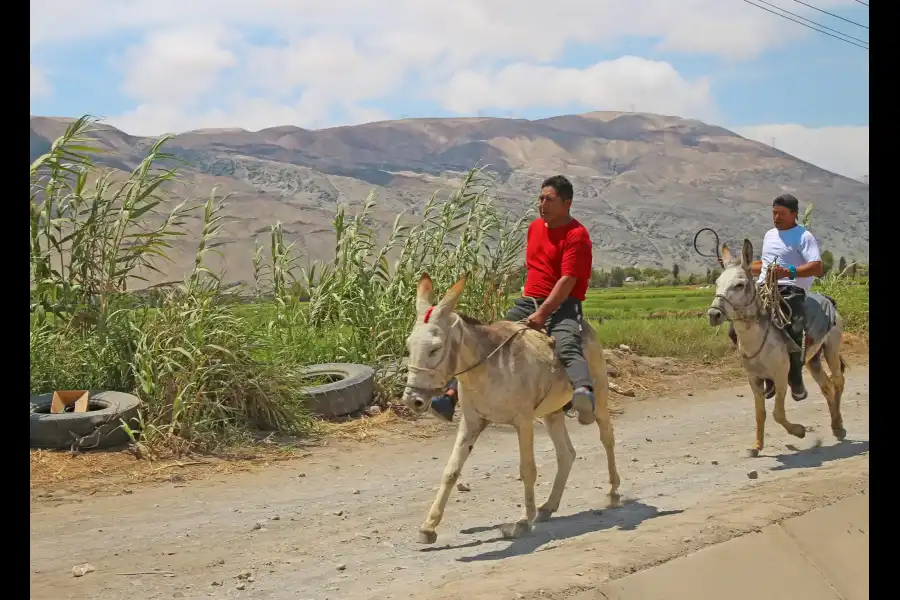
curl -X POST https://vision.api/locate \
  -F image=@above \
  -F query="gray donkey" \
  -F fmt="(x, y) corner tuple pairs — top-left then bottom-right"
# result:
(401, 273), (621, 544)
(707, 239), (847, 456)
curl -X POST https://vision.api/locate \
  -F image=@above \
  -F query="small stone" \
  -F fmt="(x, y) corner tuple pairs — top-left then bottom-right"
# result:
(747, 470), (759, 479)
(72, 563), (95, 577)
(333, 510), (344, 516)
(631, 458), (638, 462)
(737, 394), (744, 398)
(298, 473), (306, 478)
(645, 437), (652, 442)
(352, 490), (360, 495)
(237, 571), (252, 580)
(711, 460), (719, 466)
(211, 581), (223, 587)
(236, 582), (246, 590)
(366, 405), (382, 416)
(336, 564), (346, 571)
(687, 392), (694, 397)
(272, 515), (280, 521)
(173, 592), (184, 598)
(457, 482), (471, 492)
(251, 522), (263, 531)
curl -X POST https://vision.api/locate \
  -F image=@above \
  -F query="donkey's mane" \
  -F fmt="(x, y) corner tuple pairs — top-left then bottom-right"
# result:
(455, 312), (485, 326)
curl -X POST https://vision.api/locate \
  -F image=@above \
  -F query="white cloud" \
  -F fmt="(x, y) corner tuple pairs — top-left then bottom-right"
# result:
(30, 64), (50, 99)
(436, 57), (715, 120)
(31, 0), (867, 181)
(119, 24), (237, 106)
(733, 123), (869, 179)
(31, 0), (862, 58)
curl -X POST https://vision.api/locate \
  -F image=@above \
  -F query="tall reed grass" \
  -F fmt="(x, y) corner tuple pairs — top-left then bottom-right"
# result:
(29, 117), (530, 452)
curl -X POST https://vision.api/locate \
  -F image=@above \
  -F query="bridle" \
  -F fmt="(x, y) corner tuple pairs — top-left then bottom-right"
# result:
(403, 308), (531, 394)
(712, 275), (771, 361)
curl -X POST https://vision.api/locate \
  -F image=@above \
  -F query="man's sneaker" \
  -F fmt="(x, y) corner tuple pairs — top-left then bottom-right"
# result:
(430, 393), (456, 422)
(571, 387), (596, 425)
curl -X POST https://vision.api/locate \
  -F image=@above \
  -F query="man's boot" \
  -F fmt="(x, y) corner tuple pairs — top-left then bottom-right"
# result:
(788, 351), (808, 401)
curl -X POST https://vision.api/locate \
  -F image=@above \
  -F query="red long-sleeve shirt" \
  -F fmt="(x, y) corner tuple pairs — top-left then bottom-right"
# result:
(523, 218), (592, 302)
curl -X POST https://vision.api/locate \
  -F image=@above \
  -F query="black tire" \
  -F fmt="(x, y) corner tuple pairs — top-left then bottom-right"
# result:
(30, 391), (141, 450)
(300, 363), (375, 418)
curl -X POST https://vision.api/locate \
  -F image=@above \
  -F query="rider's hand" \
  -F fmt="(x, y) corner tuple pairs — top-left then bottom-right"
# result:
(526, 311), (547, 331)
(773, 266), (792, 279)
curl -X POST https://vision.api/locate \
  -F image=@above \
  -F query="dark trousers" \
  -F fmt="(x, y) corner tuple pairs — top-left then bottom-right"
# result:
(444, 296), (593, 394)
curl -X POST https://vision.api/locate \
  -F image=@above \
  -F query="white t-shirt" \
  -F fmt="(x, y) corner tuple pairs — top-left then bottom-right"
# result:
(757, 225), (822, 292)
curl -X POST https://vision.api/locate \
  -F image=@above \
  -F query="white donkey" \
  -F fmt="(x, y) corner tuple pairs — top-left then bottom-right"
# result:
(707, 239), (847, 456)
(401, 273), (621, 544)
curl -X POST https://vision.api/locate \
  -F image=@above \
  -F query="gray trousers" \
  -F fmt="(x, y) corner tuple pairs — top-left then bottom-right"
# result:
(503, 296), (594, 390)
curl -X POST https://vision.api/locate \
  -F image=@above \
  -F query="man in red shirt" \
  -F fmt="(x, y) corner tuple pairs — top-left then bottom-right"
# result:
(431, 175), (597, 425)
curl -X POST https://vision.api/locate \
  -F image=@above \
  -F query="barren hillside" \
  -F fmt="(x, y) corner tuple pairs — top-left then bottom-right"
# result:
(29, 112), (869, 287)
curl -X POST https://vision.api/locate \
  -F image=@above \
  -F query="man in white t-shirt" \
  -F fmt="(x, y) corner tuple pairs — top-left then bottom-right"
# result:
(726, 194), (824, 401)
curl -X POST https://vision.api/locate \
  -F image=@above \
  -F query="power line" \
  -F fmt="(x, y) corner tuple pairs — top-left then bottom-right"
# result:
(742, 0), (869, 50)
(786, 0), (869, 29)
(853, 0), (868, 6)
(755, 0), (869, 45)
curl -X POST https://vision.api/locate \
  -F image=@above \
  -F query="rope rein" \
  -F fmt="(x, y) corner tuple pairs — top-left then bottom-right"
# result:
(405, 314), (533, 382)
(695, 228), (796, 361)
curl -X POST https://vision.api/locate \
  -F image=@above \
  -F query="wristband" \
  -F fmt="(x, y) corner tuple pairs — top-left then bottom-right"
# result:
(788, 265), (797, 280)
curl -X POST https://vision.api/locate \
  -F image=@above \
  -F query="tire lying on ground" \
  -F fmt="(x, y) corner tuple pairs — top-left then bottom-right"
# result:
(300, 363), (375, 418)
(30, 391), (141, 450)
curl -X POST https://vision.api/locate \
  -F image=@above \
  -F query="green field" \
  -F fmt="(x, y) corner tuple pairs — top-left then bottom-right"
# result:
(582, 286), (714, 320)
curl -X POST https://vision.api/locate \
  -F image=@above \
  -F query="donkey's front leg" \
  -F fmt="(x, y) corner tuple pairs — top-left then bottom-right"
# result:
(748, 375), (767, 457)
(773, 380), (806, 439)
(417, 411), (486, 544)
(503, 417), (537, 538)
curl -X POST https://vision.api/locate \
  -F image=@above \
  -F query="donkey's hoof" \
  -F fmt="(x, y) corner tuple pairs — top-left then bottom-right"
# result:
(748, 448), (761, 458)
(417, 530), (438, 544)
(501, 520), (533, 539)
(833, 427), (847, 441)
(790, 425), (807, 439)
(536, 508), (554, 522)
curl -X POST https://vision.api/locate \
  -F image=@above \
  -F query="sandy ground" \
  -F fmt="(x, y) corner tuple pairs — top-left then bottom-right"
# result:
(30, 365), (869, 600)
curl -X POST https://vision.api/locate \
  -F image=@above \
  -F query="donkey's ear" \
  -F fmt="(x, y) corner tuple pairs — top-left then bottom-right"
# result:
(741, 239), (753, 271)
(416, 272), (434, 316)
(721, 244), (733, 265)
(435, 272), (467, 315)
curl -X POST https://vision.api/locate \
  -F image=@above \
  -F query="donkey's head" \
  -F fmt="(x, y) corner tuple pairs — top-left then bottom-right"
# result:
(401, 273), (467, 414)
(708, 238), (756, 326)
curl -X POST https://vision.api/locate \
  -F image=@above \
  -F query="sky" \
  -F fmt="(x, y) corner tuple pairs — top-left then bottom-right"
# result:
(29, 0), (869, 179)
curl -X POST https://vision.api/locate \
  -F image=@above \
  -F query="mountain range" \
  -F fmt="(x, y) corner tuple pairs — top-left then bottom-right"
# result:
(29, 111), (869, 287)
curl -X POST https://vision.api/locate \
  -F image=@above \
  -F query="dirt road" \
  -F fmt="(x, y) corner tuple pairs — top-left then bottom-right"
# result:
(31, 367), (869, 600)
